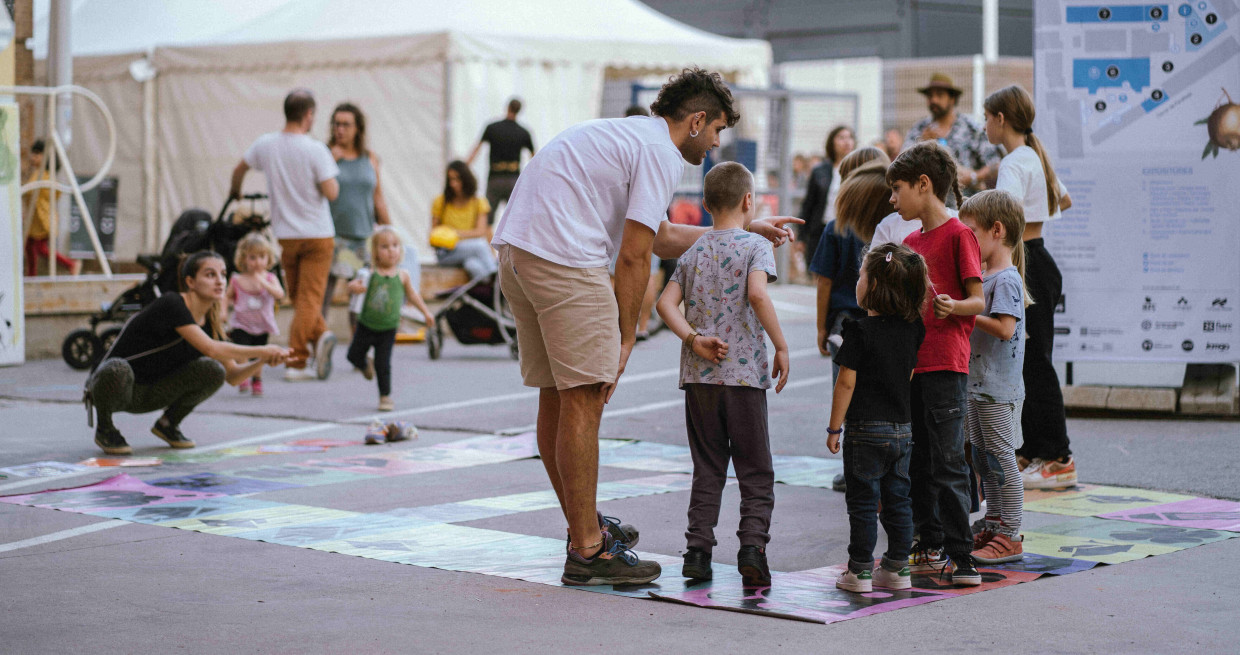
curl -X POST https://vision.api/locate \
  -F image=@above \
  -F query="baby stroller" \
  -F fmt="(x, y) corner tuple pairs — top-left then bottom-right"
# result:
(426, 272), (518, 361)
(60, 194), (276, 369)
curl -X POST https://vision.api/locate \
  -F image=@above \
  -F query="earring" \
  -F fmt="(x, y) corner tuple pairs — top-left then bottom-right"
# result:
(689, 129), (700, 138)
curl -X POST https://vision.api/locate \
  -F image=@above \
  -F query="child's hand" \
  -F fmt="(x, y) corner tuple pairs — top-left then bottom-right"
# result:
(772, 349), (789, 393)
(817, 329), (831, 357)
(347, 279), (367, 294)
(933, 294), (955, 319)
(826, 431), (841, 454)
(691, 336), (729, 364)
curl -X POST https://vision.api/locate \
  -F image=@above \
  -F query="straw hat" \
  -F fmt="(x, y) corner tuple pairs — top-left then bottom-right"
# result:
(918, 73), (963, 97)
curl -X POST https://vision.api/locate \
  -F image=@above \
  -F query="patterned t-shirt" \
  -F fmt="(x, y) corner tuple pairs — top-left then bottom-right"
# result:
(673, 228), (778, 389)
(968, 266), (1026, 403)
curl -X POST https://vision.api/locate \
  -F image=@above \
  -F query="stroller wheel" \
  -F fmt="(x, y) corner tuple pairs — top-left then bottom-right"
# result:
(427, 326), (443, 361)
(509, 340), (519, 361)
(99, 326), (123, 355)
(62, 329), (103, 370)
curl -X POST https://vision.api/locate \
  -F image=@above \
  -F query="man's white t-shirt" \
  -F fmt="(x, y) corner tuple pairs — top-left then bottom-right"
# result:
(995, 145), (1068, 224)
(244, 132), (340, 240)
(492, 115), (685, 269)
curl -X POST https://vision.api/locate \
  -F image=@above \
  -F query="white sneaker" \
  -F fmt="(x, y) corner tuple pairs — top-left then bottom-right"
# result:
(1023, 456), (1078, 490)
(284, 365), (318, 382)
(872, 566), (912, 589)
(835, 568), (872, 593)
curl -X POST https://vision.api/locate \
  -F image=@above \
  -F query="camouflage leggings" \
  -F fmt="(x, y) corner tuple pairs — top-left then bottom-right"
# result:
(88, 357), (225, 428)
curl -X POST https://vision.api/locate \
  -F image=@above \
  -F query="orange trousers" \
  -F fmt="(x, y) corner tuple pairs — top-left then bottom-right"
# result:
(279, 237), (334, 368)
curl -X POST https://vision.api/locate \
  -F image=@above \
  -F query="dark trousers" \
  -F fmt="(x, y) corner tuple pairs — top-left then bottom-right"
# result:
(843, 421), (914, 572)
(683, 384), (774, 554)
(1018, 239), (1072, 461)
(229, 329), (269, 382)
(88, 357), (225, 428)
(485, 175), (518, 225)
(909, 371), (973, 557)
(346, 323), (396, 396)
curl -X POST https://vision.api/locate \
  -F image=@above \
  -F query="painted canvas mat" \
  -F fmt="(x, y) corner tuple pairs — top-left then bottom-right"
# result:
(0, 461), (89, 478)
(1100, 497), (1240, 532)
(1022, 516), (1236, 564)
(147, 472), (303, 496)
(1023, 485), (1195, 518)
(0, 474), (221, 512)
(987, 552), (1099, 576)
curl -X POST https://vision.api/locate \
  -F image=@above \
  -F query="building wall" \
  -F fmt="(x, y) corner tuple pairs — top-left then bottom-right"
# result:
(638, 0), (1033, 62)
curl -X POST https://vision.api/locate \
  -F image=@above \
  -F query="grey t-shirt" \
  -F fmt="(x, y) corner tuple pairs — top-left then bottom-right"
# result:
(968, 266), (1025, 403)
(673, 228), (777, 389)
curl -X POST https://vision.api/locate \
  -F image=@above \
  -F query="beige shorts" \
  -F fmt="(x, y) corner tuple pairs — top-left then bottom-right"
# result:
(498, 245), (619, 390)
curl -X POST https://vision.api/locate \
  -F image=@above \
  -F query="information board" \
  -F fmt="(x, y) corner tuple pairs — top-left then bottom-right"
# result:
(1035, 1), (1240, 362)
(68, 175), (117, 259)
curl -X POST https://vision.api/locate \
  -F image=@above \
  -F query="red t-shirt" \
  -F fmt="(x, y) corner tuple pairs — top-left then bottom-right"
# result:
(903, 217), (983, 374)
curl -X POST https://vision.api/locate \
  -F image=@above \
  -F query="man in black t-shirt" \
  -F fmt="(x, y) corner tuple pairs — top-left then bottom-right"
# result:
(466, 98), (535, 224)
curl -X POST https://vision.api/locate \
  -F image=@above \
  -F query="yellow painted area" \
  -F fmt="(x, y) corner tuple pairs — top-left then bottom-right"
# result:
(1024, 485), (1195, 517)
(1021, 531), (1180, 564)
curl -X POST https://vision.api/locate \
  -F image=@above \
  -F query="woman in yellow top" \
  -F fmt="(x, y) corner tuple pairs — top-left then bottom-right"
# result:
(431, 161), (498, 280)
(23, 140), (81, 276)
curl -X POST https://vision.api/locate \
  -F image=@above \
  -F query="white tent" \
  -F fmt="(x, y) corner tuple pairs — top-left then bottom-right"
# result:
(31, 0), (772, 260)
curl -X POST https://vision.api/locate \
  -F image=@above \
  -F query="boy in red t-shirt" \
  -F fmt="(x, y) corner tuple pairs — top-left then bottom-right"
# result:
(888, 142), (985, 586)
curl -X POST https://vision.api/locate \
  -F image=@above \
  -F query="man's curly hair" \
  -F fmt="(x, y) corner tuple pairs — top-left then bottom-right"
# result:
(649, 67), (740, 127)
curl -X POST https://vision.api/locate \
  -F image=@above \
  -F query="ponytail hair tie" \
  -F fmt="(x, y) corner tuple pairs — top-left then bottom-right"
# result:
(1025, 128), (1034, 135)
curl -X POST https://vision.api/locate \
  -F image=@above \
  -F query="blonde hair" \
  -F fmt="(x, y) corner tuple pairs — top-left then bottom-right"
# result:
(369, 225), (404, 264)
(960, 189), (1033, 307)
(234, 233), (277, 274)
(834, 147), (892, 242)
(702, 161), (754, 212)
(984, 84), (1061, 215)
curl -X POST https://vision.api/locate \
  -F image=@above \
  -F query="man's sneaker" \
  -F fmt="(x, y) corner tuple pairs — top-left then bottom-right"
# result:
(364, 420), (387, 445)
(315, 332), (337, 380)
(737, 545), (771, 586)
(908, 542), (949, 572)
(1023, 456), (1078, 490)
(948, 553), (982, 586)
(873, 565), (912, 590)
(94, 425), (132, 455)
(832, 472), (846, 493)
(238, 380), (251, 394)
(151, 419), (196, 449)
(385, 421), (417, 442)
(562, 536), (661, 586)
(251, 379), (264, 397)
(284, 365), (318, 382)
(972, 533), (1024, 564)
(598, 512), (638, 548)
(836, 568), (872, 593)
(682, 547), (712, 580)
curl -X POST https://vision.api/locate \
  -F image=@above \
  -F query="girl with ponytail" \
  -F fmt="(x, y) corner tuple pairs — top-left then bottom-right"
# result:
(983, 85), (1079, 489)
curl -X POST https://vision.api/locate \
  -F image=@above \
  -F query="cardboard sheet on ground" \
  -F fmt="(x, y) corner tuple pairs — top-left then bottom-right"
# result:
(0, 474), (221, 512)
(1100, 497), (1240, 532)
(0, 461), (89, 477)
(1023, 484), (1195, 517)
(1022, 516), (1236, 564)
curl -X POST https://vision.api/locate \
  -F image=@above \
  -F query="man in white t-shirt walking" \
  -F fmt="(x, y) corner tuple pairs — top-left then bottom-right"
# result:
(230, 89), (340, 381)
(493, 67), (801, 586)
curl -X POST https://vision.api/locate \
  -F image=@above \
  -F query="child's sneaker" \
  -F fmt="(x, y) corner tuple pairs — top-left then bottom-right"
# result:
(362, 356), (375, 381)
(682, 547), (712, 580)
(377, 396), (395, 412)
(737, 545), (771, 586)
(238, 380), (251, 394)
(948, 553), (982, 586)
(250, 379), (263, 397)
(385, 421), (417, 442)
(872, 565), (912, 590)
(972, 518), (999, 550)
(364, 420), (387, 445)
(908, 542), (949, 572)
(971, 533), (1024, 564)
(284, 365), (318, 382)
(1023, 456), (1078, 489)
(836, 568), (872, 593)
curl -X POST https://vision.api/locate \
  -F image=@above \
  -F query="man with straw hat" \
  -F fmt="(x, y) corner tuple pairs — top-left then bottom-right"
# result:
(904, 73), (999, 197)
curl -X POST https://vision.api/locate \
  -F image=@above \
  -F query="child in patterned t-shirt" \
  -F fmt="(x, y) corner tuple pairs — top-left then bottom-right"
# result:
(656, 162), (790, 587)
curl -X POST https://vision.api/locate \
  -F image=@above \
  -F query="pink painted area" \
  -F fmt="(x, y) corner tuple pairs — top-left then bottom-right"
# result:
(0, 474), (222, 513)
(1099, 497), (1240, 532)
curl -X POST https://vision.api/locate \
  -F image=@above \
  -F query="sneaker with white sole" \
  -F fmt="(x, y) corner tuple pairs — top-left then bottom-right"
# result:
(971, 533), (1024, 564)
(315, 332), (337, 380)
(908, 541), (949, 572)
(873, 566), (912, 590)
(1022, 456), (1078, 490)
(378, 396), (395, 412)
(947, 553), (982, 586)
(836, 568), (873, 593)
(284, 365), (318, 382)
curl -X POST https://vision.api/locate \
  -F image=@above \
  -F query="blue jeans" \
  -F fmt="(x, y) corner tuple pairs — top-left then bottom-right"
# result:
(909, 371), (973, 557)
(843, 421), (913, 572)
(437, 238), (498, 280)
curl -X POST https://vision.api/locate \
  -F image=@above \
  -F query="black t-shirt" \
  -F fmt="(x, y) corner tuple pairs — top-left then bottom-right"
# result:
(834, 315), (925, 423)
(106, 293), (205, 384)
(481, 119), (534, 175)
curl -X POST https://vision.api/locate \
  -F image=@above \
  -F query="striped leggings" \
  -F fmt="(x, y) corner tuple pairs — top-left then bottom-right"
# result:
(965, 397), (1023, 536)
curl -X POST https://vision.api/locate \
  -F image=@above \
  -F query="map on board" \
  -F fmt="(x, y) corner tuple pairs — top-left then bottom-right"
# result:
(1038, 1), (1239, 158)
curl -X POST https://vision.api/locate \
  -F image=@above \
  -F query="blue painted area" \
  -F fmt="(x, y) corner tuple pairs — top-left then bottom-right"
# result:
(1067, 5), (1169, 22)
(1141, 93), (1169, 111)
(1183, 3), (1227, 52)
(1073, 58), (1152, 93)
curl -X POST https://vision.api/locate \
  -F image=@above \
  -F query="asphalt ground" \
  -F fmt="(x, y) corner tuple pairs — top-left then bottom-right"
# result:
(1, 284), (1237, 653)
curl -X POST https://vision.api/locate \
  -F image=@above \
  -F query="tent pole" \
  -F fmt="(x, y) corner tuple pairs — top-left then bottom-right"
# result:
(142, 71), (158, 252)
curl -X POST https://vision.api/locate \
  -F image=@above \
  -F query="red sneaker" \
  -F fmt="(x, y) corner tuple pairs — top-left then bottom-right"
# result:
(971, 533), (1024, 564)
(251, 379), (263, 397)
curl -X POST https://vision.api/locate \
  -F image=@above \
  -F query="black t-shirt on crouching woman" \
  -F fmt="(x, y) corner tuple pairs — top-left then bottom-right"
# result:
(105, 293), (206, 384)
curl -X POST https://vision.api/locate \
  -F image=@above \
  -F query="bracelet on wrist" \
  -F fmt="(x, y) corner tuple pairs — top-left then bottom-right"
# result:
(683, 331), (699, 349)
(826, 427), (843, 435)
